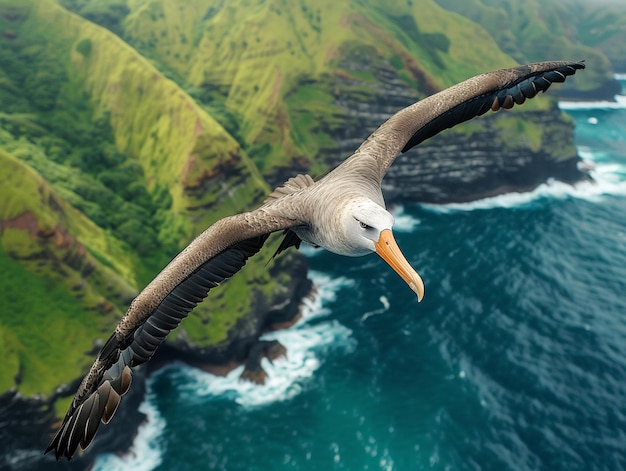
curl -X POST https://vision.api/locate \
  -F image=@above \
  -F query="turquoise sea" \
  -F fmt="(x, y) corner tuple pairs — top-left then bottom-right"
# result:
(94, 79), (626, 471)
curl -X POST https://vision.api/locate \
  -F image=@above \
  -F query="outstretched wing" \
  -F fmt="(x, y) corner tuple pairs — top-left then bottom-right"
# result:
(352, 60), (585, 179)
(46, 206), (298, 460)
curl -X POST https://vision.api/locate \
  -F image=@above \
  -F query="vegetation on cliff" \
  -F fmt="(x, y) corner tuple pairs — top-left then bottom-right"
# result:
(435, 0), (626, 79)
(0, 0), (279, 399)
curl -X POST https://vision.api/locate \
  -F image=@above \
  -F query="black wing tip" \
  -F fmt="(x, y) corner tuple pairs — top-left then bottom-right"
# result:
(492, 60), (585, 110)
(44, 417), (81, 461)
(400, 60), (586, 153)
(44, 436), (64, 461)
(44, 364), (131, 461)
(550, 59), (586, 75)
(44, 432), (76, 462)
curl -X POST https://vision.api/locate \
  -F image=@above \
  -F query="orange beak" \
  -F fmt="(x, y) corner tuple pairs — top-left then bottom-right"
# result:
(375, 229), (425, 302)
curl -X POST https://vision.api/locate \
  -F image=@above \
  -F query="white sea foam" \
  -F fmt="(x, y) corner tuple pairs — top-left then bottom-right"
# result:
(360, 295), (391, 322)
(172, 319), (354, 408)
(420, 147), (626, 213)
(165, 271), (355, 408)
(559, 94), (626, 110)
(391, 204), (420, 233)
(91, 388), (165, 471)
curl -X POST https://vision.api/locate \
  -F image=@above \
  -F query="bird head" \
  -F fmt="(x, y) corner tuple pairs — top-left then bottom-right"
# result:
(343, 198), (425, 301)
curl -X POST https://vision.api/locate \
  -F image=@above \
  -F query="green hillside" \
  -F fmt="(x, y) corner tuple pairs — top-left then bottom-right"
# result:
(62, 0), (622, 186)
(0, 149), (135, 396)
(434, 0), (623, 87)
(0, 0), (279, 399)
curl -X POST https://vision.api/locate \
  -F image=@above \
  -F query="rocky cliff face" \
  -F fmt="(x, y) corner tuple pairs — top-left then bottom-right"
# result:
(381, 109), (583, 204)
(322, 60), (586, 204)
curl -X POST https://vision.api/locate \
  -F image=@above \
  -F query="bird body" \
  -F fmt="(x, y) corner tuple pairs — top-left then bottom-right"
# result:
(46, 60), (585, 460)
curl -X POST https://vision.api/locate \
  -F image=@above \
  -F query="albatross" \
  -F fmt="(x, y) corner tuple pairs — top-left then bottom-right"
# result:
(46, 60), (584, 460)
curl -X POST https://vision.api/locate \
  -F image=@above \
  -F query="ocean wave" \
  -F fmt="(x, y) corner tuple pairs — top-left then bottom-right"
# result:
(162, 271), (355, 408)
(297, 270), (356, 319)
(421, 150), (626, 213)
(91, 389), (165, 471)
(390, 204), (421, 233)
(173, 320), (354, 408)
(559, 94), (626, 110)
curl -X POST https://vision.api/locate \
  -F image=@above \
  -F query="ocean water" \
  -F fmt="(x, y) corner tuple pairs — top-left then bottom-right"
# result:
(94, 81), (626, 471)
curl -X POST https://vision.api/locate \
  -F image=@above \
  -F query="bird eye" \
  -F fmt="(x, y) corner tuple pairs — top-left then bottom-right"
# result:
(354, 217), (372, 230)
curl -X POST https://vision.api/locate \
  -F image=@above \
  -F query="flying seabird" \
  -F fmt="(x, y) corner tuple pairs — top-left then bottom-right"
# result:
(46, 60), (584, 460)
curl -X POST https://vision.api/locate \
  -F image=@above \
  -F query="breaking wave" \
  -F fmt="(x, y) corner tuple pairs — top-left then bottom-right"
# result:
(559, 94), (626, 111)
(421, 147), (626, 214)
(91, 388), (165, 471)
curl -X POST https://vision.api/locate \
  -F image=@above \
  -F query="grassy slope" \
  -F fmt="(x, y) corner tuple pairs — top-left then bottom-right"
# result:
(0, 0), (283, 399)
(103, 0), (519, 176)
(33, 0), (269, 220)
(564, 0), (626, 71)
(434, 0), (617, 89)
(0, 150), (135, 396)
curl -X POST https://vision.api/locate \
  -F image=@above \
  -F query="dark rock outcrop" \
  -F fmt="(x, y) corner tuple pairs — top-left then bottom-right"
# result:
(381, 109), (584, 204)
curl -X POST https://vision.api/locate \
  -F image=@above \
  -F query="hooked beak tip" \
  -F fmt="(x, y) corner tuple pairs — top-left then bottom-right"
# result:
(409, 278), (425, 303)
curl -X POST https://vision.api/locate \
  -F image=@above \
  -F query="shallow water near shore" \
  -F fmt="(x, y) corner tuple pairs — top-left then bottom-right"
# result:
(94, 83), (626, 471)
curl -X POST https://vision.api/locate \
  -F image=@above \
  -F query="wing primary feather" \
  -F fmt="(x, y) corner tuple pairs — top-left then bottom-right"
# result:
(520, 80), (538, 98)
(399, 61), (584, 154)
(70, 397), (95, 453)
(102, 386), (122, 424)
(151, 304), (187, 329)
(81, 393), (101, 450)
(60, 410), (80, 460)
(172, 283), (207, 304)
(135, 326), (164, 349)
(107, 363), (132, 396)
(129, 342), (152, 363)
